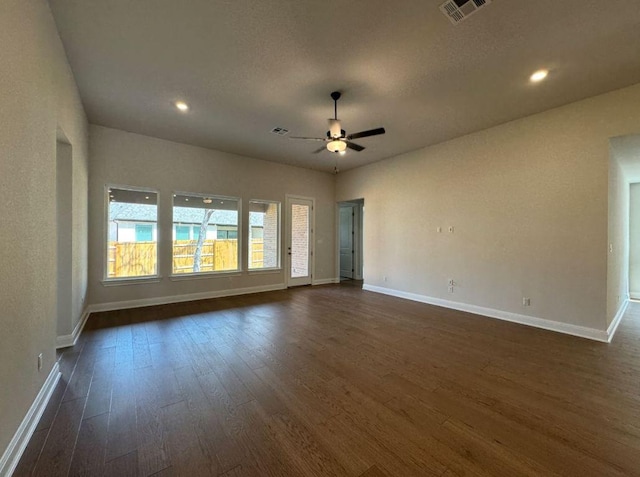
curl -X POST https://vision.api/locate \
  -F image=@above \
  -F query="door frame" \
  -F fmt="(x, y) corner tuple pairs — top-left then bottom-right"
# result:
(285, 194), (315, 287)
(339, 203), (356, 279)
(337, 199), (364, 281)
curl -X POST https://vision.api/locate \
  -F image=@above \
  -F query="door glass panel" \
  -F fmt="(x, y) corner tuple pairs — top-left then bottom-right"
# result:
(290, 203), (309, 278)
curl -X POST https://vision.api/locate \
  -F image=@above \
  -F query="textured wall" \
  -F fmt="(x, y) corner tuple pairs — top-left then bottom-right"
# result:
(0, 0), (88, 458)
(337, 83), (640, 331)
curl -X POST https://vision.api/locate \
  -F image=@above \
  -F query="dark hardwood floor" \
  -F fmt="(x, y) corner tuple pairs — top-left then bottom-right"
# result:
(14, 284), (640, 476)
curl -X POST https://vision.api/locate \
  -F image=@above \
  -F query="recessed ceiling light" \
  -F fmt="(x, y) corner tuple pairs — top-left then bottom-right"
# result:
(175, 101), (189, 112)
(203, 198), (212, 204)
(530, 69), (549, 83)
(185, 198), (189, 201)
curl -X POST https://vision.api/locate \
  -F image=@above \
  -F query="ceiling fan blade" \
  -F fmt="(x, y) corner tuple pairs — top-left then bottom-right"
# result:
(312, 146), (327, 154)
(347, 127), (386, 140)
(346, 141), (365, 152)
(289, 136), (326, 141)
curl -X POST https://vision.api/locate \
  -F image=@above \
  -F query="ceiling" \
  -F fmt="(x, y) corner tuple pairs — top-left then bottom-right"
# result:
(48, 0), (640, 173)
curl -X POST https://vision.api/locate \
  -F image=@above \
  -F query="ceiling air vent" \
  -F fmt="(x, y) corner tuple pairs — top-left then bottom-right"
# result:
(270, 127), (289, 136)
(440, 0), (492, 25)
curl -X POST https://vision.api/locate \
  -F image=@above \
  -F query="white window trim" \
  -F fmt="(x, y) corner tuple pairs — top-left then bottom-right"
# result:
(101, 276), (162, 287)
(169, 270), (243, 281)
(247, 268), (282, 275)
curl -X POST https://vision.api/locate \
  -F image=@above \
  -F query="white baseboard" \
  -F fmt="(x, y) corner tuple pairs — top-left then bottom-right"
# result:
(56, 307), (91, 349)
(629, 291), (640, 300)
(312, 278), (340, 286)
(606, 298), (629, 343)
(88, 283), (287, 314)
(363, 284), (611, 342)
(0, 362), (61, 476)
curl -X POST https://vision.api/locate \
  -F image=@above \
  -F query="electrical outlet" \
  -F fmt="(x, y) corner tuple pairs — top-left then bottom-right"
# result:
(383, 276), (387, 282)
(522, 297), (531, 307)
(448, 286), (454, 293)
(37, 353), (43, 371)
(448, 226), (454, 233)
(448, 279), (454, 286)
(436, 227), (442, 233)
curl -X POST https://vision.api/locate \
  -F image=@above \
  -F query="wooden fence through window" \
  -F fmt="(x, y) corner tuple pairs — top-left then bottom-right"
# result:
(107, 239), (264, 278)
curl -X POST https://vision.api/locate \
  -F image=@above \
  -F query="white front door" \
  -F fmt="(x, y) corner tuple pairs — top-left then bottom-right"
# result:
(286, 196), (313, 286)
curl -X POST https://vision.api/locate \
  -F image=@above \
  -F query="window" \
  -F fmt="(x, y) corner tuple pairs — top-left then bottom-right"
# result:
(172, 193), (240, 275)
(106, 187), (158, 279)
(249, 200), (280, 270)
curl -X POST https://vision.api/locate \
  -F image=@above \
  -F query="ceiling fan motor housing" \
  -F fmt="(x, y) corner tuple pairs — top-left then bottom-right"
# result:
(328, 119), (342, 138)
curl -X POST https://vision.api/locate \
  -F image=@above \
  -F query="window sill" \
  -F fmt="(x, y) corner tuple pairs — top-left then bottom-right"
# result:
(170, 270), (242, 281)
(247, 268), (282, 275)
(102, 276), (161, 287)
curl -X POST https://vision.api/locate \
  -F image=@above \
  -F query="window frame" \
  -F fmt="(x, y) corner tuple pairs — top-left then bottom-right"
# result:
(103, 184), (160, 284)
(248, 199), (281, 272)
(170, 191), (242, 278)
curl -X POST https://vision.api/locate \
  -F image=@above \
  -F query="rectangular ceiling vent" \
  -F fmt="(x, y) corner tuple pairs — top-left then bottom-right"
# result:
(270, 127), (289, 136)
(440, 0), (492, 25)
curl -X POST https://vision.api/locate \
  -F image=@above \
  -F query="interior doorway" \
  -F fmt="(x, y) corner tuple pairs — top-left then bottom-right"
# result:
(56, 131), (73, 342)
(609, 133), (640, 324)
(285, 195), (314, 287)
(338, 199), (364, 281)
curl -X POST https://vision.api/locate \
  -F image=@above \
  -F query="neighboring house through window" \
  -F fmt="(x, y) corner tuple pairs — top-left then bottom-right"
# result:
(175, 225), (190, 240)
(172, 193), (241, 275)
(135, 224), (153, 241)
(106, 187), (159, 279)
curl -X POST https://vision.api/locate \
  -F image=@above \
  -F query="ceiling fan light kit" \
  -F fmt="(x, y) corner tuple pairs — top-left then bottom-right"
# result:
(327, 140), (347, 153)
(290, 91), (386, 156)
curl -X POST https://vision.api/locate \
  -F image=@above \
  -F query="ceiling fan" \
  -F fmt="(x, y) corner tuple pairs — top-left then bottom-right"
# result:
(290, 91), (385, 154)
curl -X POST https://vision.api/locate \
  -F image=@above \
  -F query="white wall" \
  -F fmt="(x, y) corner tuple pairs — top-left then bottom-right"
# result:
(337, 83), (640, 333)
(0, 0), (88, 460)
(88, 126), (336, 307)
